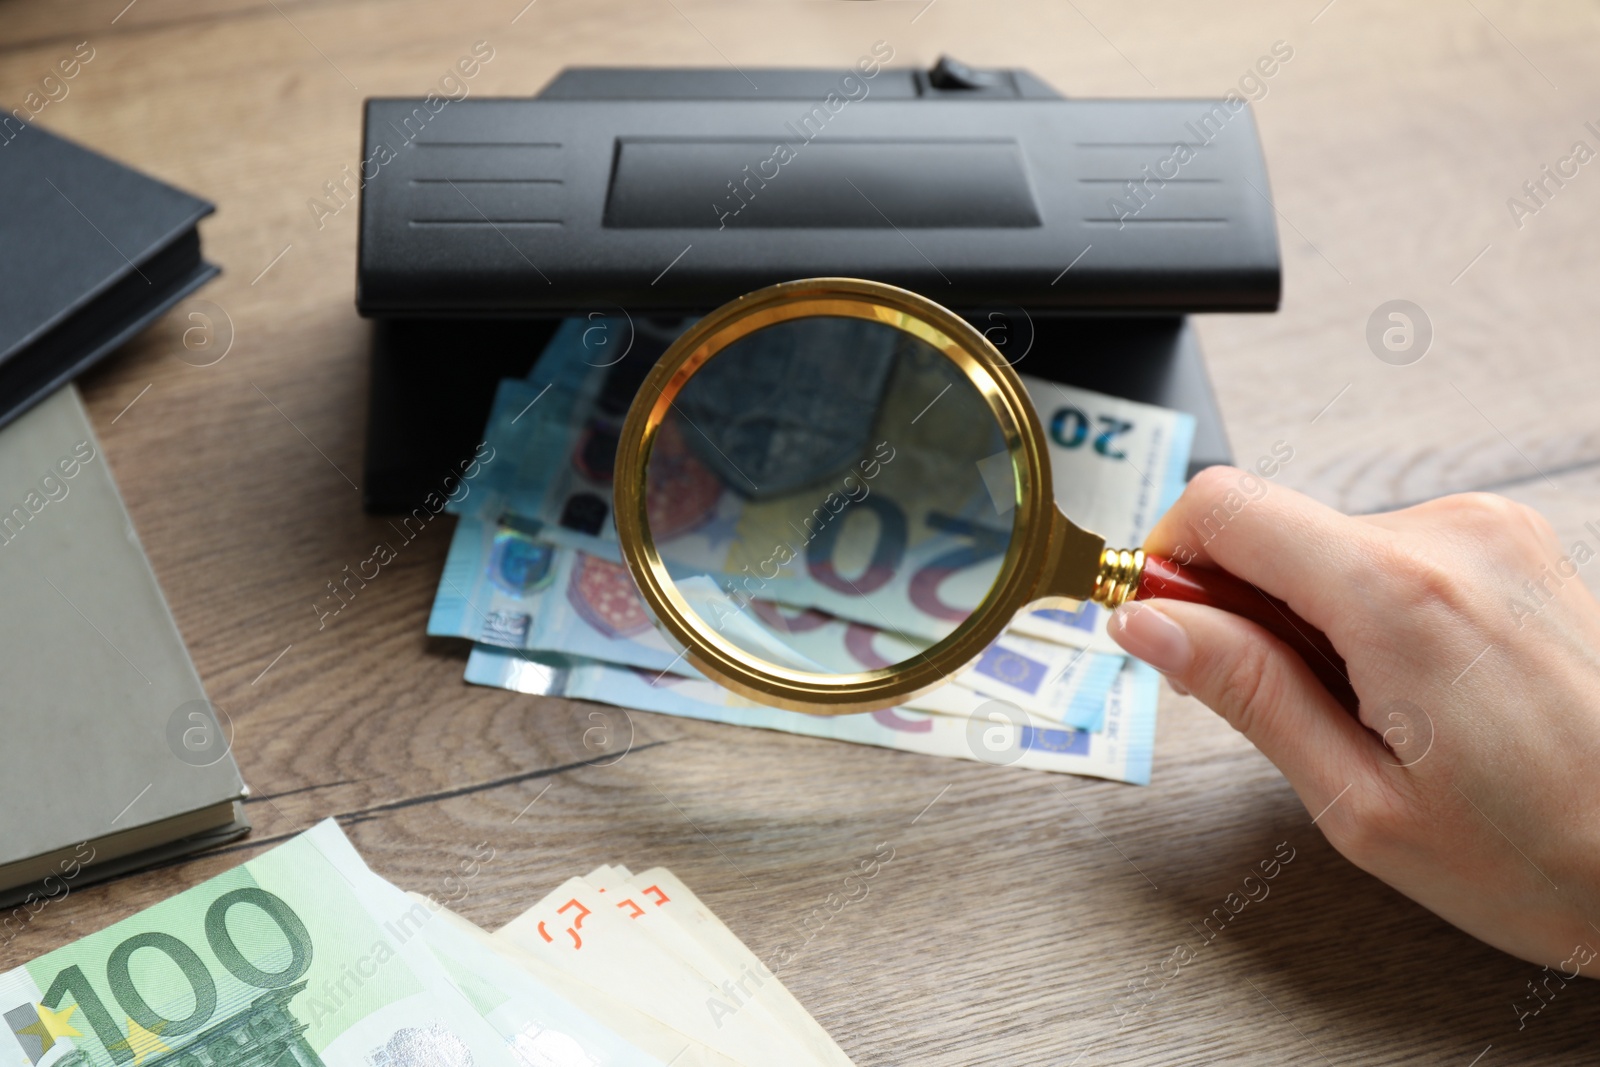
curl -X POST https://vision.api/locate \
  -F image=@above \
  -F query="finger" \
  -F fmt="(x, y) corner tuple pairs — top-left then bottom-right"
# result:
(1144, 466), (1381, 628)
(1109, 598), (1382, 806)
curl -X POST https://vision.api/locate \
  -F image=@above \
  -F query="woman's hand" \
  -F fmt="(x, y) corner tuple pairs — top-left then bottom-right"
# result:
(1108, 466), (1600, 973)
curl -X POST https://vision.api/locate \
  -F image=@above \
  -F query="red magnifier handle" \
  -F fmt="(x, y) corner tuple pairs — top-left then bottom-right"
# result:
(1132, 552), (1357, 713)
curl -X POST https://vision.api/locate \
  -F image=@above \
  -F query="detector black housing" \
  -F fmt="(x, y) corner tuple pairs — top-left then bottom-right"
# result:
(356, 60), (1280, 512)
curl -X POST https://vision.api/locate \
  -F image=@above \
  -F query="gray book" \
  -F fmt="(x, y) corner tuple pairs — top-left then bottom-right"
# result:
(0, 386), (247, 910)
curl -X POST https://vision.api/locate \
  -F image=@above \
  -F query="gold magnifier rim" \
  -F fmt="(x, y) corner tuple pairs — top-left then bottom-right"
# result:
(613, 278), (1054, 715)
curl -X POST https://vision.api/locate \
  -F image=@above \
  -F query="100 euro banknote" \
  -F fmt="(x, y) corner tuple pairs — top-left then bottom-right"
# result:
(0, 822), (659, 1067)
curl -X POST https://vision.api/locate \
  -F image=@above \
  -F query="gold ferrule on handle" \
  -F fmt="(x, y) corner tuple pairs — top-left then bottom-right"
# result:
(1091, 547), (1145, 609)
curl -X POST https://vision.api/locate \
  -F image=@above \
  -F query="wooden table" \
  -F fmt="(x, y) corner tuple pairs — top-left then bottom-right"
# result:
(5, 1), (1600, 1062)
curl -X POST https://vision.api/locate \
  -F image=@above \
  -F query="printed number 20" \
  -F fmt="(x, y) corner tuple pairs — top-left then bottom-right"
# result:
(1049, 407), (1133, 460)
(40, 888), (313, 1061)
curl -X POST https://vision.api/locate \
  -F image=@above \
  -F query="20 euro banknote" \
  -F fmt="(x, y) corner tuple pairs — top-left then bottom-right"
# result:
(463, 647), (1159, 785)
(455, 320), (1194, 653)
(429, 515), (1122, 731)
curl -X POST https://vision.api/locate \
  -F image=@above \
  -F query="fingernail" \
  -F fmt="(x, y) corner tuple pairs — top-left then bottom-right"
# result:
(1109, 602), (1192, 676)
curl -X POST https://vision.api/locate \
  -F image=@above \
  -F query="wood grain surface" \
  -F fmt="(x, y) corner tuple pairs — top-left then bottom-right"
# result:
(4, 1), (1600, 1063)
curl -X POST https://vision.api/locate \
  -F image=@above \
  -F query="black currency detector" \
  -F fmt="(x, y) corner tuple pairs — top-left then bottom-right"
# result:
(356, 58), (1280, 512)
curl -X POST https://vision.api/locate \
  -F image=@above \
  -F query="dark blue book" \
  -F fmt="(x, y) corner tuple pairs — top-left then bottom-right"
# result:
(0, 123), (219, 430)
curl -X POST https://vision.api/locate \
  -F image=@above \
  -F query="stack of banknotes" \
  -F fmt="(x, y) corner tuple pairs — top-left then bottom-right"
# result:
(1, 821), (856, 1067)
(428, 319), (1195, 785)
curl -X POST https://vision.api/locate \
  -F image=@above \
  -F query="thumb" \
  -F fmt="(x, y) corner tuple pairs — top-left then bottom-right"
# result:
(1108, 599), (1380, 803)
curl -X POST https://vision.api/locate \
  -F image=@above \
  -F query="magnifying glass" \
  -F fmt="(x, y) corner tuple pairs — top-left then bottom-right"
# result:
(614, 279), (1352, 716)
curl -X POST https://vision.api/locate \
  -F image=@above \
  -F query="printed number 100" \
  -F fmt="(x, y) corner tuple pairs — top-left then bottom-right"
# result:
(39, 888), (312, 1061)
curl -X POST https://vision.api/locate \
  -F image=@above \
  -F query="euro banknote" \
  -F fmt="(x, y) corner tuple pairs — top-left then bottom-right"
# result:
(408, 904), (747, 1067)
(0, 821), (659, 1067)
(310, 829), (859, 1065)
(0, 821), (859, 1067)
(1006, 374), (1194, 652)
(454, 319), (1195, 651)
(461, 352), (1000, 643)
(463, 646), (1160, 785)
(429, 515), (1122, 731)
(430, 514), (692, 677)
(297, 823), (732, 1067)
(493, 868), (854, 1067)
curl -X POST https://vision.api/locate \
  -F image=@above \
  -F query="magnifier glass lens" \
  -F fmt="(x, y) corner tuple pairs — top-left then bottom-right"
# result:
(642, 315), (1016, 677)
